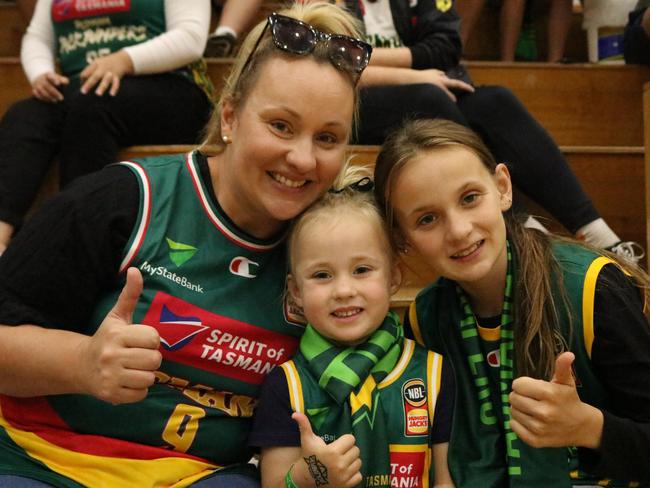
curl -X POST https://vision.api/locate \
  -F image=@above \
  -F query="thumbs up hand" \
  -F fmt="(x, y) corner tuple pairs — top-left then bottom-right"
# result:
(77, 267), (162, 404)
(509, 352), (603, 449)
(290, 412), (363, 488)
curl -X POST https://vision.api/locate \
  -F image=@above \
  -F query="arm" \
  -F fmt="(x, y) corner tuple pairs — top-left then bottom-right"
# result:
(20, 0), (56, 84)
(509, 265), (650, 483)
(433, 443), (454, 488)
(0, 166), (160, 403)
(251, 368), (361, 488)
(359, 65), (473, 100)
(124, 0), (210, 74)
(0, 269), (161, 402)
(80, 0), (210, 95)
(396, 0), (462, 71)
(431, 359), (455, 487)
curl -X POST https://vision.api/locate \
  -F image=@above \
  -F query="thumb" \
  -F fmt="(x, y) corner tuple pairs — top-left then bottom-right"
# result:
(111, 267), (143, 324)
(551, 351), (576, 387)
(292, 412), (321, 446)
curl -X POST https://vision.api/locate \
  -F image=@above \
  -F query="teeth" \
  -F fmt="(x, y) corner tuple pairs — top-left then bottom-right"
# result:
(333, 308), (361, 318)
(453, 241), (481, 258)
(272, 173), (306, 188)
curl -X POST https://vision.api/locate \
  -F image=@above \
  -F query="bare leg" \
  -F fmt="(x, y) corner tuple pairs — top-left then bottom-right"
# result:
(547, 0), (573, 62)
(456, 0), (488, 49)
(0, 221), (14, 254)
(500, 0), (526, 61)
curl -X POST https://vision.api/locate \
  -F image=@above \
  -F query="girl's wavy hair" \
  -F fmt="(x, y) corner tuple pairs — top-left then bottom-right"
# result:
(287, 163), (397, 276)
(199, 2), (363, 154)
(374, 118), (650, 379)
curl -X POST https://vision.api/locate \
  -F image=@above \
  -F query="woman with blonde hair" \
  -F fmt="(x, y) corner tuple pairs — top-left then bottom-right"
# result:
(0, 3), (371, 486)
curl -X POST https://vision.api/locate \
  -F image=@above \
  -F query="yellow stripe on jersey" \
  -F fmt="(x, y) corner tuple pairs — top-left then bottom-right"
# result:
(582, 256), (614, 358)
(427, 352), (443, 422)
(280, 361), (304, 413)
(380, 338), (415, 388)
(409, 302), (425, 346)
(0, 404), (217, 488)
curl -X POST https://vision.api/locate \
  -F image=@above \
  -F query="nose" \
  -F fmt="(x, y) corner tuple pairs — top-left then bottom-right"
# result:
(286, 136), (317, 174)
(445, 210), (473, 243)
(333, 275), (356, 300)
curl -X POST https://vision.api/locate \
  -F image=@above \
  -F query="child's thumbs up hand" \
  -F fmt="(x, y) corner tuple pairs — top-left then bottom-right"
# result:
(291, 412), (363, 488)
(77, 267), (162, 405)
(509, 352), (603, 449)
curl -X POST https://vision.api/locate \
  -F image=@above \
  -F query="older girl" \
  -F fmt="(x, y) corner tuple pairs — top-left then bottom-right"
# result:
(0, 3), (370, 487)
(374, 119), (650, 487)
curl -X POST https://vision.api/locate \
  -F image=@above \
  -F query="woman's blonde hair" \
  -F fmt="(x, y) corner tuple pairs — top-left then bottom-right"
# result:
(287, 163), (396, 276)
(375, 118), (650, 379)
(200, 2), (363, 154)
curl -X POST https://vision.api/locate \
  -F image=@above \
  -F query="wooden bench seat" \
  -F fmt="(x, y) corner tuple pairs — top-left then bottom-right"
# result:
(3, 58), (648, 147)
(30, 143), (643, 250)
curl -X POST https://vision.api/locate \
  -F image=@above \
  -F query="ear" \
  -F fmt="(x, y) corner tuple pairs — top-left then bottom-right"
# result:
(220, 97), (237, 140)
(494, 163), (513, 212)
(392, 230), (412, 256)
(389, 262), (402, 296)
(287, 274), (303, 308)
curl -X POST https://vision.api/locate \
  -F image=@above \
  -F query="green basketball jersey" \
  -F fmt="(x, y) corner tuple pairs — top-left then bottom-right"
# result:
(409, 241), (638, 487)
(50, 0), (214, 99)
(283, 338), (445, 488)
(0, 152), (304, 487)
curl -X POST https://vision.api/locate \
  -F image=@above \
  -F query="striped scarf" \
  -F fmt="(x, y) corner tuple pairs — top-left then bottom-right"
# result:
(299, 311), (404, 487)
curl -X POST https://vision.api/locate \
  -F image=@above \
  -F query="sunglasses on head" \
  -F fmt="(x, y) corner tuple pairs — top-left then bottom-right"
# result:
(241, 13), (372, 80)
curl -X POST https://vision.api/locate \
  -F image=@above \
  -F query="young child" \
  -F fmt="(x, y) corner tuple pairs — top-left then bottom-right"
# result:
(249, 167), (455, 488)
(373, 119), (650, 487)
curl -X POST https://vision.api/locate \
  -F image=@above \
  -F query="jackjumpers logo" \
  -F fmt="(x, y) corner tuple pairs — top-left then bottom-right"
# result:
(166, 237), (198, 267)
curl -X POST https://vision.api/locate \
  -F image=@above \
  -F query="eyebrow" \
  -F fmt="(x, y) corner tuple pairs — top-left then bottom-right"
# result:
(276, 105), (348, 128)
(406, 181), (482, 215)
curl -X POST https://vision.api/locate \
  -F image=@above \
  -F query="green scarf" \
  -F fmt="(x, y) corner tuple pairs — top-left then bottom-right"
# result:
(453, 241), (570, 486)
(456, 241), (520, 475)
(299, 311), (404, 488)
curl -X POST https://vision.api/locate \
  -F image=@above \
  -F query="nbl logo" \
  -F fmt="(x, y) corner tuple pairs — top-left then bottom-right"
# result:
(402, 379), (428, 436)
(402, 379), (426, 407)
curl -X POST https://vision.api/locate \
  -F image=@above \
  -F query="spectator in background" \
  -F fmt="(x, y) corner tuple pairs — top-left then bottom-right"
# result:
(457, 0), (574, 62)
(624, 0), (650, 64)
(0, 0), (215, 254)
(204, 0), (263, 57)
(346, 0), (643, 263)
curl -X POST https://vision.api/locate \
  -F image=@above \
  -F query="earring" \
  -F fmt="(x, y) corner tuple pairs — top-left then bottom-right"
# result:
(222, 135), (231, 144)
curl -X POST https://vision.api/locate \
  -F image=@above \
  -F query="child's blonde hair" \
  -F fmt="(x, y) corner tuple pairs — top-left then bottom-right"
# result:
(287, 163), (395, 275)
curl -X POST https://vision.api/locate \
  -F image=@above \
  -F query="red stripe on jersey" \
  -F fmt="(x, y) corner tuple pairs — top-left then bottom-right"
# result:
(52, 0), (131, 22)
(144, 292), (299, 386)
(0, 395), (204, 461)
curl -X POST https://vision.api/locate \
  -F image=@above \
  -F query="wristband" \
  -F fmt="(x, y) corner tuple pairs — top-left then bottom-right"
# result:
(285, 463), (299, 488)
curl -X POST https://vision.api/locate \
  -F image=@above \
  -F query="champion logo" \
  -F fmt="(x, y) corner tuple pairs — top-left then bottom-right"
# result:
(156, 305), (209, 351)
(487, 349), (500, 367)
(166, 237), (198, 267)
(229, 257), (259, 278)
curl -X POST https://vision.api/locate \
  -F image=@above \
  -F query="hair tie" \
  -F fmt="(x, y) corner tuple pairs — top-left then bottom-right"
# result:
(329, 177), (374, 194)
